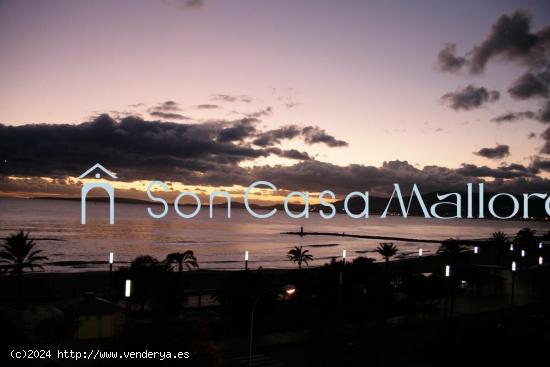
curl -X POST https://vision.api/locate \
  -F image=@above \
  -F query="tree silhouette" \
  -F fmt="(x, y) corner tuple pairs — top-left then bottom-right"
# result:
(376, 242), (398, 269)
(515, 227), (537, 250)
(437, 238), (468, 266)
(0, 231), (48, 275)
(164, 251), (199, 297)
(126, 256), (168, 311)
(165, 251), (199, 273)
(514, 227), (537, 265)
(0, 231), (48, 306)
(287, 246), (313, 269)
(492, 231), (509, 264)
(492, 231), (508, 243)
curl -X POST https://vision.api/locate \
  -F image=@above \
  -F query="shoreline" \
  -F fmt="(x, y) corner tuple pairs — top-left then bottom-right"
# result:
(2, 196), (548, 222)
(0, 254), (449, 302)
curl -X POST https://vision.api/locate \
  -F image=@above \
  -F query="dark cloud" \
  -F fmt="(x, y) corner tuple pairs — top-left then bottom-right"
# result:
(195, 104), (219, 109)
(491, 102), (550, 124)
(492, 110), (536, 123)
(0, 115), (270, 181)
(217, 118), (258, 143)
(0, 114), (350, 184)
(529, 156), (550, 172)
(253, 126), (302, 147)
(508, 72), (549, 99)
(474, 144), (510, 159)
(538, 100), (550, 123)
(438, 11), (550, 74)
(251, 125), (348, 148)
(469, 11), (549, 74)
(149, 111), (190, 120)
(266, 148), (311, 161)
(249, 160), (461, 193)
(151, 101), (181, 112)
(442, 85), (500, 111)
(456, 163), (534, 179)
(246, 107), (273, 118)
(210, 94), (252, 103)
(249, 160), (548, 194)
(148, 101), (189, 120)
(1, 139), (549, 194)
(437, 43), (467, 72)
(280, 149), (311, 160)
(440, 11), (550, 127)
(541, 126), (550, 154)
(301, 126), (348, 147)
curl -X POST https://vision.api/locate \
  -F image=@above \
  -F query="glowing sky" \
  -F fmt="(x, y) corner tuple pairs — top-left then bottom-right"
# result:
(1, 0), (550, 198)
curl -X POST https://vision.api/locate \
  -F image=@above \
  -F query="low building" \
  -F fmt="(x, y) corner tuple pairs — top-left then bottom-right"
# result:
(61, 292), (124, 340)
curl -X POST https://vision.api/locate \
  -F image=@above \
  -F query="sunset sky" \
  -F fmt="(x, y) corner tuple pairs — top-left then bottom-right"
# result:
(1, 0), (550, 200)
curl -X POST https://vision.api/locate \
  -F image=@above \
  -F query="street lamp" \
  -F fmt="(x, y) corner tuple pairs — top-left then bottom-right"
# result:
(521, 250), (526, 258)
(342, 249), (347, 263)
(248, 285), (296, 367)
(539, 256), (543, 265)
(125, 279), (132, 298)
(245, 251), (249, 270)
(474, 246), (478, 254)
(510, 261), (516, 307)
(109, 252), (114, 273)
(418, 248), (423, 257)
(444, 265), (453, 318)
(510, 244), (514, 251)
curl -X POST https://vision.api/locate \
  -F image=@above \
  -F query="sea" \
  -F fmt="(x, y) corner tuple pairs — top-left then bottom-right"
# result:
(0, 197), (548, 272)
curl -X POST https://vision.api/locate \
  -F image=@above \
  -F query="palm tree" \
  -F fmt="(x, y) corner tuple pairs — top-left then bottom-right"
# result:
(376, 242), (398, 269)
(287, 246), (313, 269)
(0, 231), (48, 306)
(127, 255), (167, 311)
(0, 231), (48, 275)
(514, 227), (537, 265)
(515, 227), (537, 250)
(437, 238), (467, 267)
(492, 231), (508, 245)
(165, 251), (199, 273)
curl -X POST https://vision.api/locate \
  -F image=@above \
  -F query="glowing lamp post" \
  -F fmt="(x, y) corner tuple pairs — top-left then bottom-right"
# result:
(474, 246), (478, 254)
(418, 248), (423, 257)
(248, 285), (296, 367)
(109, 252), (114, 273)
(510, 261), (516, 307)
(445, 265), (454, 318)
(510, 244), (514, 251)
(521, 250), (526, 258)
(244, 251), (249, 271)
(539, 242), (543, 249)
(125, 279), (132, 298)
(342, 249), (347, 263)
(539, 256), (543, 265)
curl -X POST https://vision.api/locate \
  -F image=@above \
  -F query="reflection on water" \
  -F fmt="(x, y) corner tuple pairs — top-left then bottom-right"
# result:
(0, 198), (547, 272)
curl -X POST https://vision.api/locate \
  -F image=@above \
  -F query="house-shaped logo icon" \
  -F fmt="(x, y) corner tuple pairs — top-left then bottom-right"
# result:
(79, 163), (117, 224)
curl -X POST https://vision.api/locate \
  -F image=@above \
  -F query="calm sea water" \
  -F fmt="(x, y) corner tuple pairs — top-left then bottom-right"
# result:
(0, 197), (547, 272)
